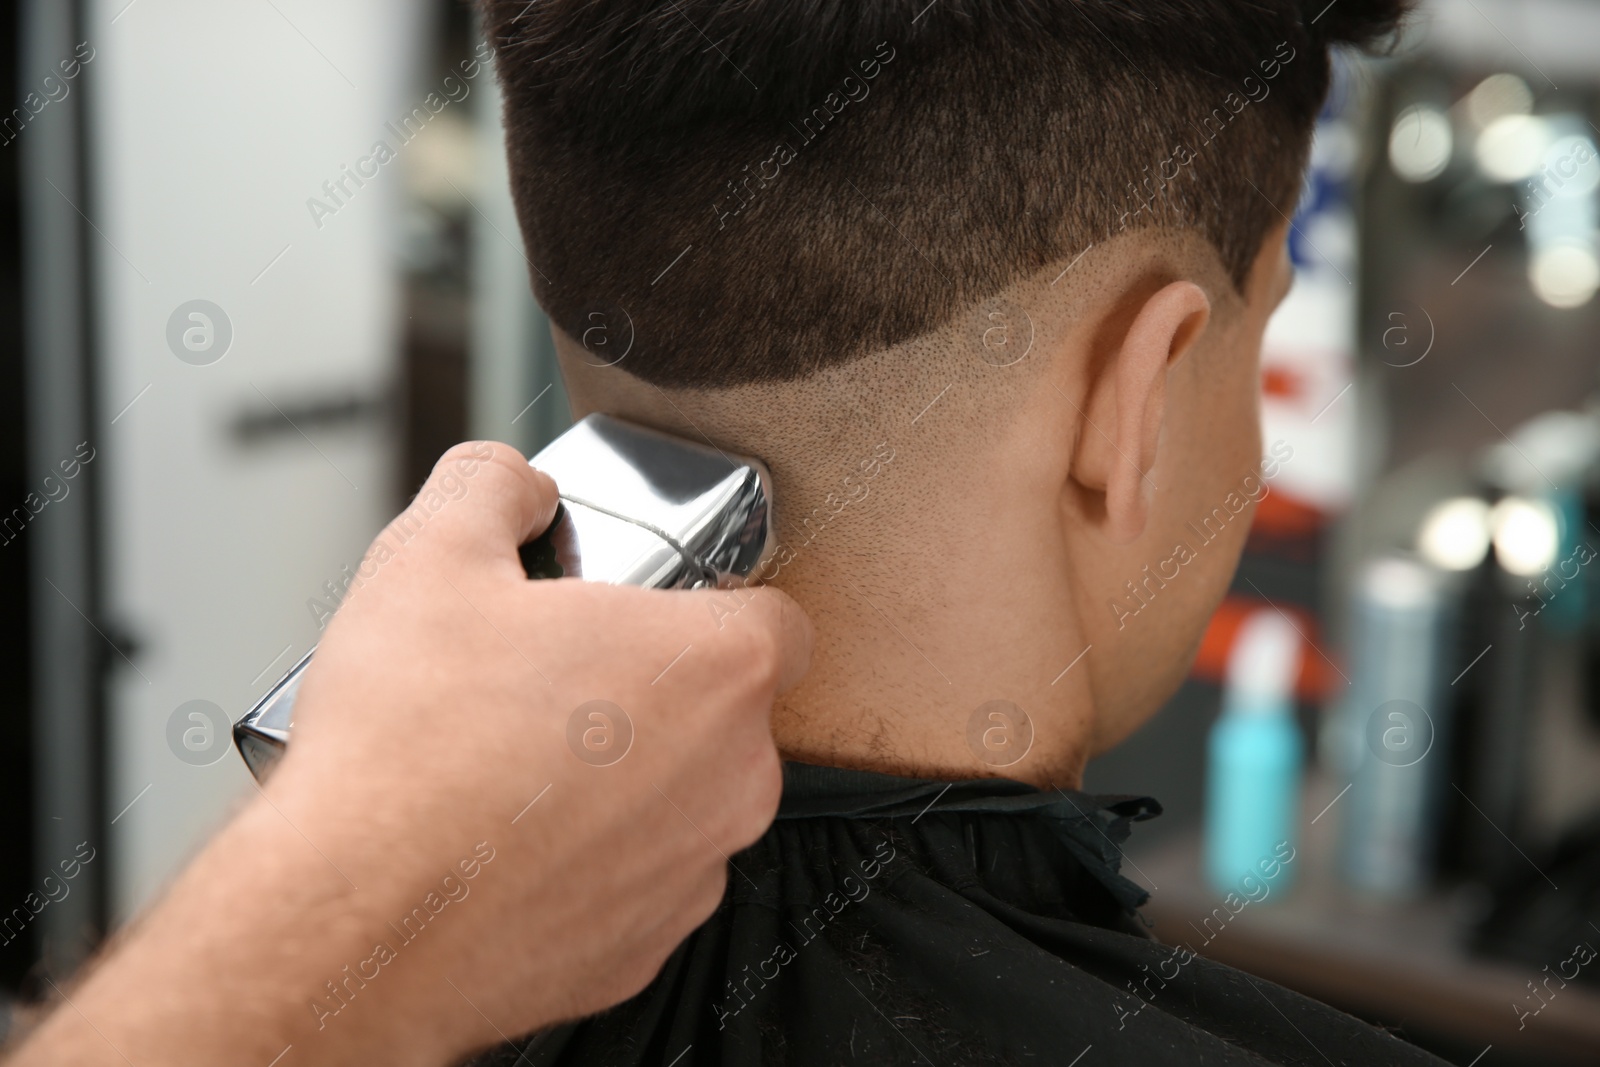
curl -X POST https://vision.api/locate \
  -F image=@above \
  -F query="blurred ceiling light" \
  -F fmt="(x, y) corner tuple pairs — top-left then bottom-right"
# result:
(1363, 555), (1442, 612)
(1389, 104), (1452, 182)
(1542, 133), (1600, 198)
(1463, 73), (1533, 129)
(1476, 113), (1551, 182)
(1490, 496), (1560, 576)
(1417, 497), (1492, 571)
(1529, 244), (1600, 308)
(1513, 409), (1600, 485)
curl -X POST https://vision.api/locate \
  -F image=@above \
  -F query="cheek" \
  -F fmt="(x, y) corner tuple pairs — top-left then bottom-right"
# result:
(1196, 331), (1265, 531)
(1205, 324), (1267, 473)
(1162, 339), (1259, 511)
(1079, 312), (1274, 751)
(1157, 342), (1263, 596)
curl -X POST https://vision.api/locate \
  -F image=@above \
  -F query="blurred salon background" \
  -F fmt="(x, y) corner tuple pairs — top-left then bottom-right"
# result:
(3, 1), (1600, 1062)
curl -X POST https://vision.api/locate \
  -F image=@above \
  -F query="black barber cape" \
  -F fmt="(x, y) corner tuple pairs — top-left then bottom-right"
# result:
(476, 763), (1449, 1066)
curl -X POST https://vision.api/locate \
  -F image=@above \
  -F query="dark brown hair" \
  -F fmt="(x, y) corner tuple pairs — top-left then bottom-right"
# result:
(482, 0), (1408, 387)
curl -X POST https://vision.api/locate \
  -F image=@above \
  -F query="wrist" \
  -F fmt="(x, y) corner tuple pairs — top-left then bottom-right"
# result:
(202, 793), (474, 1065)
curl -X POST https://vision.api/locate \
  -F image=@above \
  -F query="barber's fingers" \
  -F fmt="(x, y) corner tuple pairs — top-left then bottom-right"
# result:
(389, 441), (559, 567)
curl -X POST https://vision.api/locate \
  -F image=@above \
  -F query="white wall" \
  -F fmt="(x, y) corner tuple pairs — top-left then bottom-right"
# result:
(89, 0), (427, 920)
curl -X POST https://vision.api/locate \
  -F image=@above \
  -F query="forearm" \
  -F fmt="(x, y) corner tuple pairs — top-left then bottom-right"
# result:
(7, 442), (804, 1063)
(9, 797), (465, 1067)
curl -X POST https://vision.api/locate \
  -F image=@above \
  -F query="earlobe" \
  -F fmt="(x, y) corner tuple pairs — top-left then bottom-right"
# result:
(1069, 280), (1210, 545)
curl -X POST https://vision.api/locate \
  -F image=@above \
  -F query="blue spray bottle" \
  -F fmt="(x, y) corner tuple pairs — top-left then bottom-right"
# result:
(1204, 610), (1305, 896)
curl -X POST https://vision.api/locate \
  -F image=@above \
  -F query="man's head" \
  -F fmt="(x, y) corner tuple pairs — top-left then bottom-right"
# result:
(482, 0), (1407, 785)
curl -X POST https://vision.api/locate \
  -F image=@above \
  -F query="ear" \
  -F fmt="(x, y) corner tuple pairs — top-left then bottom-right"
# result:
(1069, 281), (1210, 544)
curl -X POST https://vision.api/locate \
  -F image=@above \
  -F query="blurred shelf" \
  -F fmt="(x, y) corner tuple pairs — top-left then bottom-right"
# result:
(1126, 776), (1600, 1064)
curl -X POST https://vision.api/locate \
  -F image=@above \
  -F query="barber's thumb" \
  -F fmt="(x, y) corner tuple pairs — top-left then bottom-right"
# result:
(732, 587), (814, 694)
(405, 441), (559, 563)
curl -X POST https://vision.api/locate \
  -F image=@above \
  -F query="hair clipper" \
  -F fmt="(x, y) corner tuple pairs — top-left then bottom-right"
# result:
(233, 414), (776, 779)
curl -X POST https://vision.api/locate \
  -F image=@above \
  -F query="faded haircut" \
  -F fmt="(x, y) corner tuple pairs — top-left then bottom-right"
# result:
(481, 0), (1410, 387)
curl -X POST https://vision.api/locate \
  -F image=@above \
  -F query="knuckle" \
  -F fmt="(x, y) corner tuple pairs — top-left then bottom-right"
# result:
(432, 440), (529, 494)
(473, 447), (533, 493)
(438, 440), (488, 466)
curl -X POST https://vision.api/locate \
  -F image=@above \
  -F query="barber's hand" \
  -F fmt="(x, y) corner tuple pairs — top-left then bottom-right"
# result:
(279, 440), (812, 1051)
(11, 441), (811, 1067)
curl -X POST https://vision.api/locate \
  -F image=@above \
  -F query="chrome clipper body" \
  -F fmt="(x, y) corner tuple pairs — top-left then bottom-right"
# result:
(233, 414), (776, 779)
